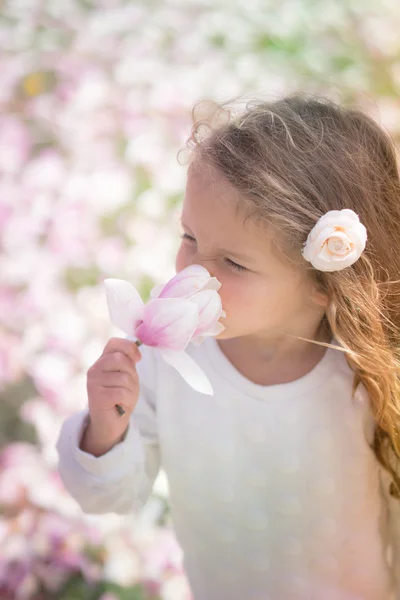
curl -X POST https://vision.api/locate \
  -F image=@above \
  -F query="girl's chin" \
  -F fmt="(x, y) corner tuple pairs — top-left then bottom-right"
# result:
(214, 328), (238, 341)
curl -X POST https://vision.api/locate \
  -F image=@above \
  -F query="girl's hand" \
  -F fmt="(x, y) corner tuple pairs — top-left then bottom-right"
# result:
(85, 337), (142, 449)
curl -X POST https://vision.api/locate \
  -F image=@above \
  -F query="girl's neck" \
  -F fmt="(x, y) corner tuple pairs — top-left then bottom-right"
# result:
(217, 323), (332, 387)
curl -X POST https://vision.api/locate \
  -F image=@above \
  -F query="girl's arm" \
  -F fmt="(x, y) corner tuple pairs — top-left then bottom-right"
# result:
(56, 344), (160, 515)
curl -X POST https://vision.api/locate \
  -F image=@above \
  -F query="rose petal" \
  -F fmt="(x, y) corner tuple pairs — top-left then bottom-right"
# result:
(302, 209), (367, 272)
(104, 279), (144, 337)
(160, 349), (213, 395)
(136, 298), (199, 350)
(326, 235), (351, 255)
(341, 209), (360, 222)
(312, 249), (359, 271)
(348, 222), (367, 250)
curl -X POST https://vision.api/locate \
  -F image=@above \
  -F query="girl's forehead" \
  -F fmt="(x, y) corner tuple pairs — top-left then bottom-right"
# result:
(185, 162), (236, 202)
(185, 165), (262, 231)
(183, 164), (300, 271)
(184, 171), (250, 232)
(183, 168), (285, 261)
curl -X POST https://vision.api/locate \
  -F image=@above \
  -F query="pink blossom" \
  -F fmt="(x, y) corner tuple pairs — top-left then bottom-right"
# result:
(154, 264), (221, 299)
(104, 265), (226, 394)
(136, 298), (199, 350)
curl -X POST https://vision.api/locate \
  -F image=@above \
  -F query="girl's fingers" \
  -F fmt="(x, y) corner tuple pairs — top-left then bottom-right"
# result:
(98, 371), (137, 391)
(102, 337), (142, 364)
(99, 352), (136, 375)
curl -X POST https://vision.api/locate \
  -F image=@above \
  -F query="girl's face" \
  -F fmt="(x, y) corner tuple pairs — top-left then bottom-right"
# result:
(176, 164), (326, 342)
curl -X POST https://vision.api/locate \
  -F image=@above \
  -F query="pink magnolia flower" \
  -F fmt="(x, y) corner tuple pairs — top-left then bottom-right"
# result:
(151, 264), (221, 299)
(104, 265), (225, 395)
(151, 265), (226, 344)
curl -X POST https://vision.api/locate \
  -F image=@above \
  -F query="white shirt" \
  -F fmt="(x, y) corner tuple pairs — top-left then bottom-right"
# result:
(56, 337), (400, 600)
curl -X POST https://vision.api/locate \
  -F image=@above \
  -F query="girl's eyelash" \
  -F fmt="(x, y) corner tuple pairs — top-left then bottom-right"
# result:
(224, 258), (246, 272)
(181, 233), (195, 241)
(181, 233), (246, 272)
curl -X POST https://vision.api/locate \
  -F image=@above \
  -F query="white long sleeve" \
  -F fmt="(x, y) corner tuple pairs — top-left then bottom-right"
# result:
(56, 344), (160, 515)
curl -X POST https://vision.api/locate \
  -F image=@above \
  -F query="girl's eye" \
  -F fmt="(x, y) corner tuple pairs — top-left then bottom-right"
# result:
(225, 258), (246, 272)
(181, 233), (196, 242)
(181, 233), (246, 272)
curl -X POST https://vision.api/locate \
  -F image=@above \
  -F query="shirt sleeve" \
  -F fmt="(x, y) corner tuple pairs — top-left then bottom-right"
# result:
(56, 342), (160, 515)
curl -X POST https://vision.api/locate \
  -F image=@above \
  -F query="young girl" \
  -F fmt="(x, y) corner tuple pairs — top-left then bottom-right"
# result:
(57, 94), (400, 600)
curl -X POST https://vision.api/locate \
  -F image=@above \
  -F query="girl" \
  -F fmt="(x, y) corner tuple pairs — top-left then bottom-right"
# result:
(57, 94), (400, 600)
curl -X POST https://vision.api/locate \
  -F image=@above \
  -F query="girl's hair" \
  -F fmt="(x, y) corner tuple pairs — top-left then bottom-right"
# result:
(184, 93), (400, 496)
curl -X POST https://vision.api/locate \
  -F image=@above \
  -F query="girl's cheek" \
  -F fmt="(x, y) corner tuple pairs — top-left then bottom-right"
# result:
(175, 244), (189, 272)
(221, 277), (253, 313)
(216, 275), (237, 309)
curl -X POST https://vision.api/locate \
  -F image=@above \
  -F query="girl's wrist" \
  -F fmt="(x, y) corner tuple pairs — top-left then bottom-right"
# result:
(79, 416), (128, 457)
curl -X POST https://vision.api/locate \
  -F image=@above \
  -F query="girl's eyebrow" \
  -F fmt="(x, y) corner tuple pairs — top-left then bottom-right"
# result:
(180, 218), (256, 264)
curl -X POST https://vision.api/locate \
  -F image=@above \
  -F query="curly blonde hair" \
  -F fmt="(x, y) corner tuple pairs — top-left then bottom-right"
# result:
(184, 93), (400, 496)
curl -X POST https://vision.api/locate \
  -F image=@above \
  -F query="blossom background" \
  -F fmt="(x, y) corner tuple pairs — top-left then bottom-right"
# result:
(1, 0), (399, 598)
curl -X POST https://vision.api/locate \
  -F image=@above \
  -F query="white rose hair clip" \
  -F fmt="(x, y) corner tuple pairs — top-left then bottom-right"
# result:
(301, 209), (367, 272)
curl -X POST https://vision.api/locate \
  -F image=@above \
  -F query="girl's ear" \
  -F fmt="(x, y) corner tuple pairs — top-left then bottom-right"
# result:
(310, 286), (329, 308)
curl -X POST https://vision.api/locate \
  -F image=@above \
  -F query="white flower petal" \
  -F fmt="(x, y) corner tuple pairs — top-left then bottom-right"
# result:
(189, 290), (223, 336)
(158, 264), (213, 298)
(191, 321), (225, 345)
(150, 283), (165, 299)
(203, 277), (222, 292)
(326, 234), (351, 255)
(138, 298), (199, 350)
(302, 209), (367, 272)
(104, 279), (144, 336)
(160, 349), (214, 395)
(350, 222), (368, 250)
(340, 209), (361, 222)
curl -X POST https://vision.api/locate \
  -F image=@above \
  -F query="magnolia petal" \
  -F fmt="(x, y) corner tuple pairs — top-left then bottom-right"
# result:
(191, 321), (225, 345)
(206, 320), (226, 336)
(189, 289), (223, 337)
(160, 349), (214, 395)
(104, 278), (144, 336)
(150, 283), (165, 299)
(203, 277), (222, 292)
(191, 335), (205, 346)
(158, 264), (217, 299)
(136, 298), (199, 350)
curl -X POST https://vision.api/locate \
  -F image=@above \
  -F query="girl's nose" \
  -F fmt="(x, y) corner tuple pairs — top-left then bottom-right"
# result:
(190, 256), (216, 279)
